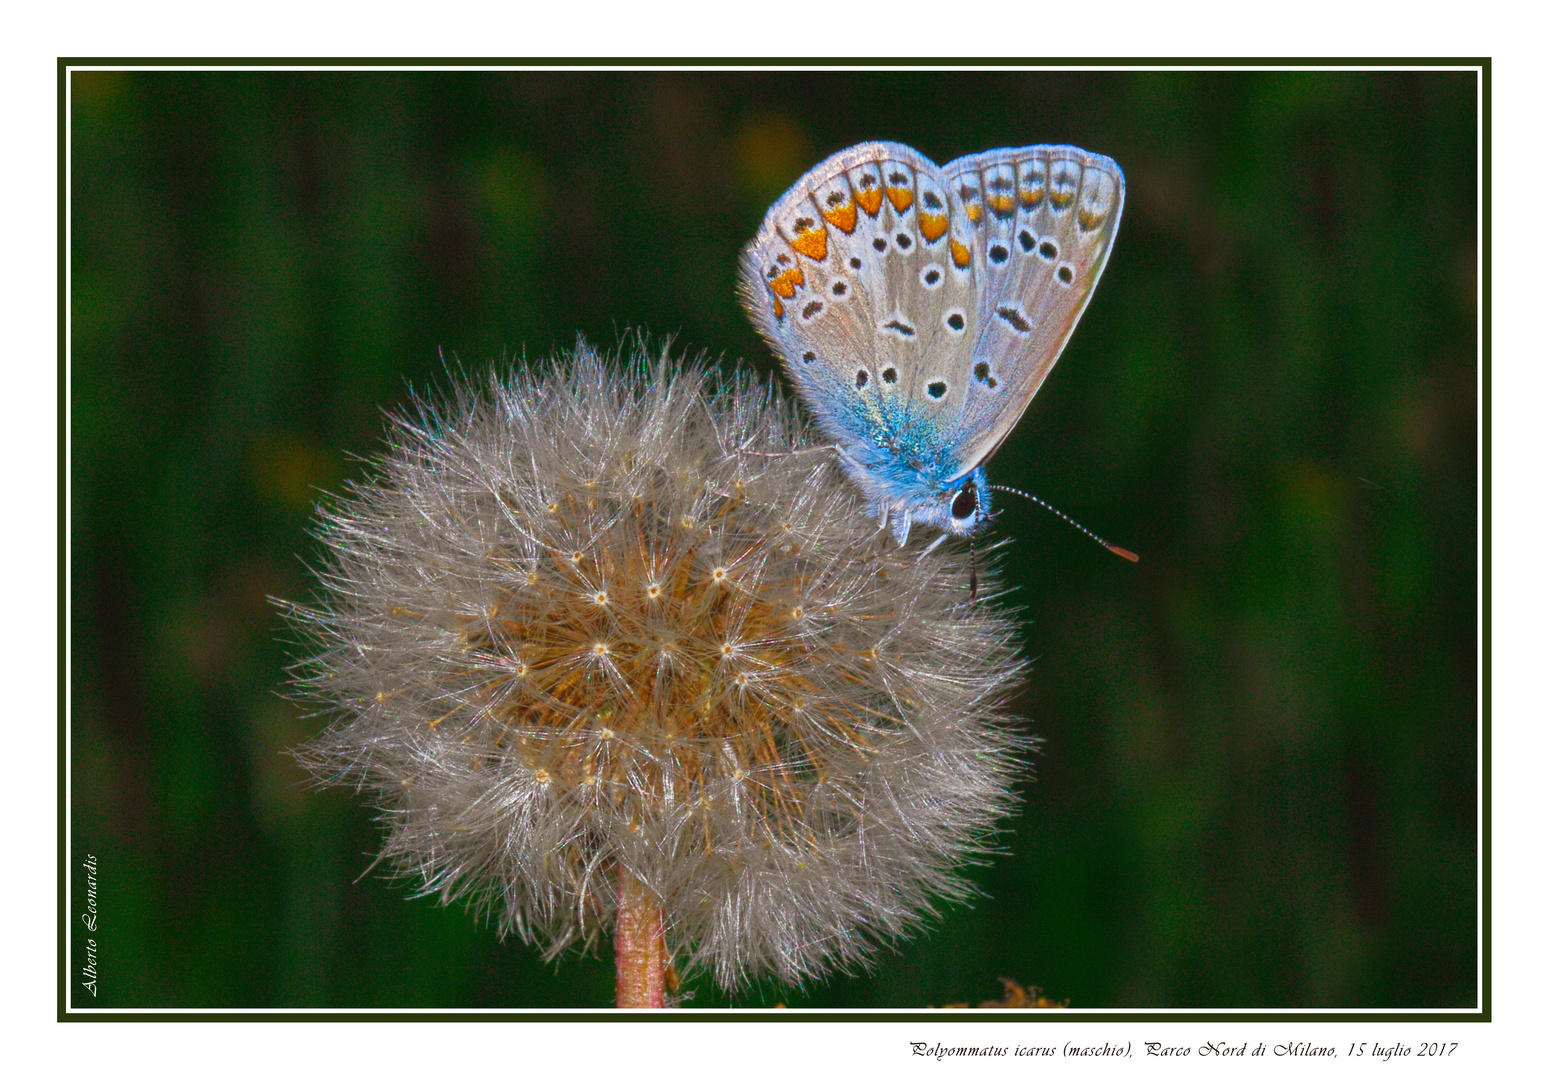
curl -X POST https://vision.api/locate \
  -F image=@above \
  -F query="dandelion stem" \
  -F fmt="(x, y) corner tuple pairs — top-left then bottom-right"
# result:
(614, 868), (666, 1008)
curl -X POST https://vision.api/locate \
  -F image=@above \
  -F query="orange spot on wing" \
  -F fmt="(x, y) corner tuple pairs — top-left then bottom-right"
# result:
(950, 240), (971, 268)
(886, 185), (914, 212)
(965, 203), (983, 224)
(771, 296), (785, 320)
(790, 225), (828, 261)
(986, 193), (1015, 216)
(854, 187), (883, 216)
(769, 266), (804, 299)
(918, 212), (948, 243)
(1050, 189), (1074, 209)
(1020, 188), (1044, 208)
(821, 202), (858, 233)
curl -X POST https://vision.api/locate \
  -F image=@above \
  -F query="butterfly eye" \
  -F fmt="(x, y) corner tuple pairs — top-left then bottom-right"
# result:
(951, 481), (978, 520)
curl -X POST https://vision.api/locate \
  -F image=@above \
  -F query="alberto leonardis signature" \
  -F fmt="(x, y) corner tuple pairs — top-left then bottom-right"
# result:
(80, 853), (99, 998)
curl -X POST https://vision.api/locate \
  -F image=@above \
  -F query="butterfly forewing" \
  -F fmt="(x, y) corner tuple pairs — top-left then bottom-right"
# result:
(940, 146), (1125, 477)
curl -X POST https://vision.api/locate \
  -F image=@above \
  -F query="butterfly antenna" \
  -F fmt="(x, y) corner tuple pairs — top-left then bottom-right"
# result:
(988, 485), (1139, 563)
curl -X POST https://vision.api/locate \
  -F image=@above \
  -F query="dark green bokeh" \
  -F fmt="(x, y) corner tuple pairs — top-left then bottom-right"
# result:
(70, 69), (1477, 1009)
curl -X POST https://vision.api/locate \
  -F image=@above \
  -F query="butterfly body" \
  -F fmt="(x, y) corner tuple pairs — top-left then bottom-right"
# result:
(740, 141), (1123, 546)
(827, 401), (992, 544)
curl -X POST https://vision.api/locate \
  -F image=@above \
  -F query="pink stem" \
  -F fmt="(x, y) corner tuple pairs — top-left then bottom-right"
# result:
(614, 868), (666, 1008)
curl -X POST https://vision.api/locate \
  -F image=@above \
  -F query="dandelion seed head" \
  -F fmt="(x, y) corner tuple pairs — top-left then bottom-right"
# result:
(283, 342), (1027, 991)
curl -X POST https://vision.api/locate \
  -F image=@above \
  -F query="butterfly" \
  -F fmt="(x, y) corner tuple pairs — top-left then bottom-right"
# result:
(740, 141), (1124, 549)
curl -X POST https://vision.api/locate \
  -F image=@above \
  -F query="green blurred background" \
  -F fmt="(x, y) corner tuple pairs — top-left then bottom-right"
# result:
(69, 69), (1477, 1009)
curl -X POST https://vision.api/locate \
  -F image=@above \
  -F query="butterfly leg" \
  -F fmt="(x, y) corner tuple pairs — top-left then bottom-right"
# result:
(920, 531), (949, 557)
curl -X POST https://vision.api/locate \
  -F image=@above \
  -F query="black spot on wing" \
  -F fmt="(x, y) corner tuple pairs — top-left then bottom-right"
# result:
(994, 305), (1032, 333)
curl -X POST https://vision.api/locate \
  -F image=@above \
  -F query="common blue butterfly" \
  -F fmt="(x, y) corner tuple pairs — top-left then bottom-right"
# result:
(740, 141), (1124, 548)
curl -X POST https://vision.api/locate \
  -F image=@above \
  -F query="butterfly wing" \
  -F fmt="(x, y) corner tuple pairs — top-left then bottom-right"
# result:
(738, 142), (975, 468)
(937, 146), (1125, 479)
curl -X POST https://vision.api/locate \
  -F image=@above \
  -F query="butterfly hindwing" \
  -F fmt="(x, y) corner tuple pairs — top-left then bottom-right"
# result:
(740, 143), (973, 446)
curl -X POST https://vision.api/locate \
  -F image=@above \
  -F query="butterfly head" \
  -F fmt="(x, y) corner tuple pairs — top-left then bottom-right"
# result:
(908, 466), (994, 541)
